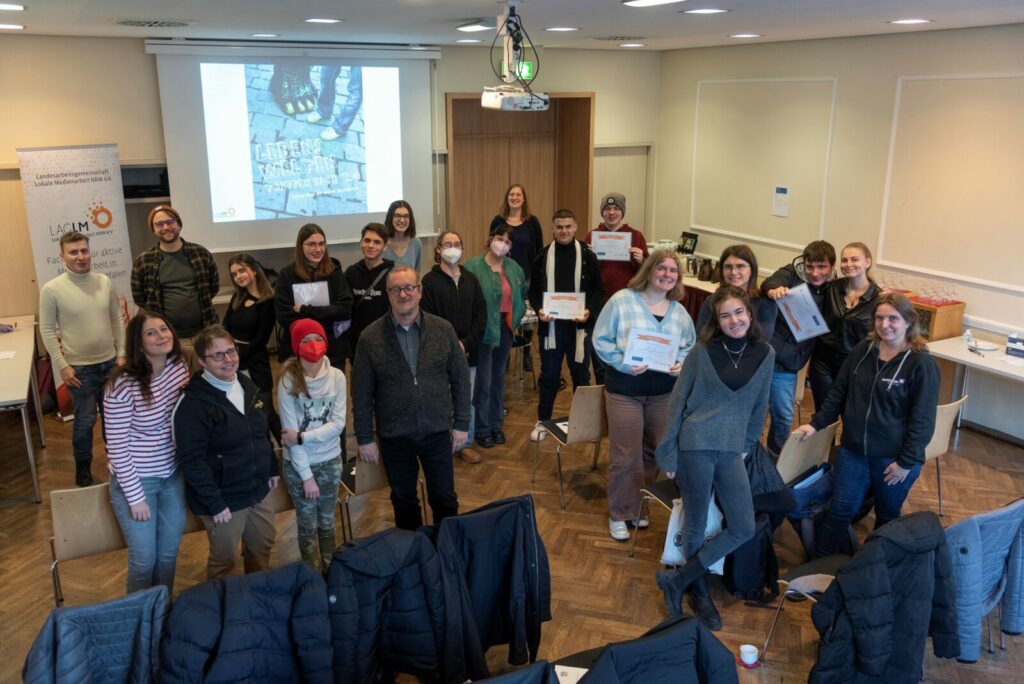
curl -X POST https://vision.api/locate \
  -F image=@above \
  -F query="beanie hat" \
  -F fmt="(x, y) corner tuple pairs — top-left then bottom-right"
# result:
(601, 192), (626, 217)
(290, 318), (327, 356)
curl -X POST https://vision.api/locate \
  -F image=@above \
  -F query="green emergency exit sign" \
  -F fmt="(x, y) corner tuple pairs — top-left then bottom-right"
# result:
(502, 60), (534, 80)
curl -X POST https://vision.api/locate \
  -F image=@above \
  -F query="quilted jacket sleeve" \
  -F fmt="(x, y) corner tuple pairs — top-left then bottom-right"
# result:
(836, 544), (894, 676)
(929, 536), (962, 658)
(289, 563), (334, 683)
(160, 580), (226, 683)
(948, 520), (984, 661)
(1003, 517), (1024, 635)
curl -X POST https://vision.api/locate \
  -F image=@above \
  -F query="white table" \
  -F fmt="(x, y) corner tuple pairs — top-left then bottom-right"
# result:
(927, 336), (1024, 429)
(0, 314), (45, 505)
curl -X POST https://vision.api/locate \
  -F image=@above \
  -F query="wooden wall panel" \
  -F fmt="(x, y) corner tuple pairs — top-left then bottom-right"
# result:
(555, 97), (595, 230)
(448, 137), (509, 258)
(509, 136), (556, 238)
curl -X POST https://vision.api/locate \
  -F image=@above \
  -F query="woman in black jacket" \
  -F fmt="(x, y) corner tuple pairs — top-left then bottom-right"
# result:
(174, 325), (280, 579)
(274, 223), (354, 366)
(796, 293), (939, 557)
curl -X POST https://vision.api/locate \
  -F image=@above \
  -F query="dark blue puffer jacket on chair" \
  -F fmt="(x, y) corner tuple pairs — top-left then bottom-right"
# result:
(160, 562), (333, 683)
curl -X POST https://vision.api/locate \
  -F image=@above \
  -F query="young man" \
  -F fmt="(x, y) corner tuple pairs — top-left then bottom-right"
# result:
(131, 205), (219, 361)
(39, 231), (126, 486)
(352, 266), (471, 530)
(760, 240), (837, 454)
(584, 192), (648, 384)
(343, 222), (394, 361)
(529, 210), (604, 442)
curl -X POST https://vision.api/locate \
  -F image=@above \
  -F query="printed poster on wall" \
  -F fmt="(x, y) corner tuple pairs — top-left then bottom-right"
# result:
(17, 144), (135, 313)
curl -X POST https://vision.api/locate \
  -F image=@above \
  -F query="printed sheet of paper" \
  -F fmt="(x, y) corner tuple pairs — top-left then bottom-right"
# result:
(292, 281), (329, 307)
(590, 230), (631, 262)
(777, 283), (829, 342)
(554, 665), (588, 683)
(624, 328), (680, 373)
(543, 292), (586, 320)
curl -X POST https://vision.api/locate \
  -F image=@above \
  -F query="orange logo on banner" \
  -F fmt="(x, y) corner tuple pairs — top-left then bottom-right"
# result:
(87, 200), (113, 229)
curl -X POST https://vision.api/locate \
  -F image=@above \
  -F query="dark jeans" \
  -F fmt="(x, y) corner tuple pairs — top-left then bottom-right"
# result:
(767, 370), (797, 455)
(380, 431), (458, 530)
(584, 331), (605, 386)
(67, 358), (116, 463)
(816, 446), (922, 556)
(676, 449), (756, 569)
(474, 323), (513, 436)
(538, 324), (590, 421)
(809, 357), (838, 411)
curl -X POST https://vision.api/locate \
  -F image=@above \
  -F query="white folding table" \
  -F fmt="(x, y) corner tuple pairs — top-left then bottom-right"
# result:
(0, 314), (46, 505)
(927, 336), (1024, 429)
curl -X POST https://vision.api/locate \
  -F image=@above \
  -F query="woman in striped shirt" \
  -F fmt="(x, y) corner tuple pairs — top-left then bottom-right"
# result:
(103, 311), (190, 593)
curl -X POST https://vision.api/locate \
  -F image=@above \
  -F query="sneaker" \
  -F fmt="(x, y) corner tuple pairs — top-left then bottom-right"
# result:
(609, 518), (630, 542)
(493, 430), (506, 445)
(633, 515), (650, 529)
(530, 422), (548, 442)
(320, 127), (341, 141)
(306, 111), (323, 124)
(477, 434), (496, 449)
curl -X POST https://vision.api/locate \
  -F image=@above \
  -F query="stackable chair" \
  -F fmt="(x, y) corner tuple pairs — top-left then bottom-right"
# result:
(336, 458), (427, 541)
(628, 478), (679, 559)
(924, 396), (968, 516)
(532, 385), (606, 509)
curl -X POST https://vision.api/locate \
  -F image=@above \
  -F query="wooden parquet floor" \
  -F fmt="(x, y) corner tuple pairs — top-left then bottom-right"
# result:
(2, 355), (1023, 682)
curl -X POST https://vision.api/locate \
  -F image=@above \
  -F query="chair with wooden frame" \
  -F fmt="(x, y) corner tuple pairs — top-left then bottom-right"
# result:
(924, 396), (968, 517)
(533, 385), (607, 509)
(336, 458), (428, 542)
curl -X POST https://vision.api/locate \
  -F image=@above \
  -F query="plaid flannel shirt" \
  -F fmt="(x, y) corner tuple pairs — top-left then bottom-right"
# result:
(130, 239), (220, 326)
(592, 288), (696, 374)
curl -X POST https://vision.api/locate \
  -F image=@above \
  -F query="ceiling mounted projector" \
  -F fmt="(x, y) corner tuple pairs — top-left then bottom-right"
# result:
(481, 0), (547, 112)
(481, 85), (549, 111)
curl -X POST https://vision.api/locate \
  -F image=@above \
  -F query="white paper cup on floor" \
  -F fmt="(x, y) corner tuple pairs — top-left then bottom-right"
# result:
(740, 644), (759, 666)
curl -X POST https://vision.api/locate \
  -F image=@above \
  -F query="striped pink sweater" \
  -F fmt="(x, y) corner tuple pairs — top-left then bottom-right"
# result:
(103, 359), (190, 505)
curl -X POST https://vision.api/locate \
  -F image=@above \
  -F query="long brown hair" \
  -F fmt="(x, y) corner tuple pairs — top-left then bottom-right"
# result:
(697, 285), (764, 345)
(868, 293), (929, 353)
(719, 244), (761, 300)
(627, 250), (686, 302)
(105, 311), (183, 403)
(293, 224), (335, 281)
(228, 253), (274, 310)
(384, 200), (417, 239)
(499, 183), (532, 220)
(280, 357), (311, 398)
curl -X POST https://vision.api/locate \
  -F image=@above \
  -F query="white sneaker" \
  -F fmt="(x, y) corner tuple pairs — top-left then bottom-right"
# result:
(320, 127), (341, 141)
(306, 111), (323, 124)
(609, 518), (630, 541)
(530, 422), (548, 442)
(634, 515), (650, 529)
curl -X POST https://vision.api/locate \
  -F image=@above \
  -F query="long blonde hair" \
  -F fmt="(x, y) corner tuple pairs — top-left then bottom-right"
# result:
(280, 357), (311, 398)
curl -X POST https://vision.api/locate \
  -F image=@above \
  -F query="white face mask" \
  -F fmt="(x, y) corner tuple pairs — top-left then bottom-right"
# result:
(490, 240), (511, 258)
(441, 247), (462, 265)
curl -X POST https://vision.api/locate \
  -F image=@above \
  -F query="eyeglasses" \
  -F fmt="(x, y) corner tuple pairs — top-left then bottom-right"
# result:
(387, 284), (421, 295)
(393, 213), (411, 221)
(723, 263), (750, 272)
(153, 218), (177, 228)
(440, 242), (462, 249)
(205, 347), (239, 362)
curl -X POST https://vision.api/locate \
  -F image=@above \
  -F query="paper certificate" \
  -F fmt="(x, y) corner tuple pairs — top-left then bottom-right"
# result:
(543, 292), (586, 320)
(624, 328), (681, 373)
(590, 231), (631, 262)
(292, 281), (330, 307)
(777, 283), (830, 342)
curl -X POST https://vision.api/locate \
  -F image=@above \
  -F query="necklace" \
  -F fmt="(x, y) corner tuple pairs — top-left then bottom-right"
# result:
(722, 340), (748, 369)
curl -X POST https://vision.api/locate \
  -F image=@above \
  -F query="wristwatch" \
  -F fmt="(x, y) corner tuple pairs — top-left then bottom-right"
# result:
(297, 432), (304, 446)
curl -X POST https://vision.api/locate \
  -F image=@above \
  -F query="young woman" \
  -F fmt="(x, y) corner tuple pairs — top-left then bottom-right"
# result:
(381, 200), (422, 271)
(463, 225), (528, 449)
(489, 184), (544, 281)
(344, 223), (394, 359)
(103, 311), (190, 593)
(695, 244), (777, 335)
(796, 294), (939, 556)
(421, 230), (487, 464)
(593, 250), (696, 541)
(654, 286), (774, 630)
(278, 319), (346, 573)
(275, 223), (354, 367)
(810, 242), (881, 409)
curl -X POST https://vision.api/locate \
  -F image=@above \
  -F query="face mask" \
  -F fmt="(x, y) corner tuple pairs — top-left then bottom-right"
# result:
(441, 247), (462, 265)
(490, 241), (510, 258)
(298, 339), (327, 363)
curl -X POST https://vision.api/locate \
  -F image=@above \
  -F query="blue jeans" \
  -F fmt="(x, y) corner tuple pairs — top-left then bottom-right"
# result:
(315, 65), (363, 134)
(817, 446), (922, 556)
(474, 324), (513, 436)
(67, 358), (116, 463)
(109, 470), (187, 594)
(538, 323), (590, 421)
(767, 370), (797, 455)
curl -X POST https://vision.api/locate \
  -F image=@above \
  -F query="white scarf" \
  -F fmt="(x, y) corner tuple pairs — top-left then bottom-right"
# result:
(544, 240), (586, 362)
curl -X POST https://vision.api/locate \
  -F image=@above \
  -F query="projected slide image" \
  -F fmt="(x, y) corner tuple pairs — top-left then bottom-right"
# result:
(201, 62), (401, 223)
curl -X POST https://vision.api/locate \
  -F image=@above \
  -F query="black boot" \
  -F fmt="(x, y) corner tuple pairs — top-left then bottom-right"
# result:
(687, 575), (723, 631)
(75, 460), (94, 487)
(655, 557), (706, 617)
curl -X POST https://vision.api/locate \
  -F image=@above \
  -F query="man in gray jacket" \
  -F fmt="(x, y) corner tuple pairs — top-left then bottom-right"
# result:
(352, 266), (470, 529)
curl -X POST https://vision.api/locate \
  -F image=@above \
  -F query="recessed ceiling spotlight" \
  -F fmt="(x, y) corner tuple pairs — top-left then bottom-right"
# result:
(0, 4), (25, 10)
(305, 18), (342, 24)
(546, 27), (580, 32)
(457, 20), (495, 32)
(251, 33), (279, 38)
(0, 22), (23, 29)
(619, 42), (647, 47)
(888, 18), (932, 25)
(729, 33), (761, 39)
(684, 8), (729, 14)
(456, 39), (483, 43)
(623, 0), (687, 7)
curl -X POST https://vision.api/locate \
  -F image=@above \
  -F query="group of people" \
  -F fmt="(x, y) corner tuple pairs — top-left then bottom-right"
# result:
(39, 186), (941, 636)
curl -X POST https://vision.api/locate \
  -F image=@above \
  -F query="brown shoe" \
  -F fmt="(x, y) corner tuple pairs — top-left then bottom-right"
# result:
(458, 448), (483, 464)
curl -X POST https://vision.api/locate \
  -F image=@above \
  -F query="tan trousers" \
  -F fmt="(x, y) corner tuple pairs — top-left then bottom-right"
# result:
(605, 391), (669, 522)
(199, 490), (277, 579)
